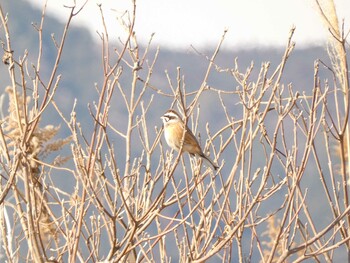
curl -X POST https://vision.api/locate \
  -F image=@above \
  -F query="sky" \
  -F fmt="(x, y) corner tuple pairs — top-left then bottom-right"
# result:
(24, 0), (350, 50)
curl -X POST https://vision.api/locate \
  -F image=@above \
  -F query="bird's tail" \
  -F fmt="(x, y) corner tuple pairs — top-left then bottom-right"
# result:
(200, 153), (219, 171)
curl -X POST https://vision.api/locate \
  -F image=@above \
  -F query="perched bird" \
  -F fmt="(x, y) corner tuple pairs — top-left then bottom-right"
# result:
(161, 109), (219, 170)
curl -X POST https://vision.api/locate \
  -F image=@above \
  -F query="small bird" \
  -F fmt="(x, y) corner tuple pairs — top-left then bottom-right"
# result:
(161, 109), (219, 170)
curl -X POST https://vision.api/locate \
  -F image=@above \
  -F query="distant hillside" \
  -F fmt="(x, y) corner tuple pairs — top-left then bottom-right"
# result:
(1, 0), (330, 117)
(0, 0), (334, 158)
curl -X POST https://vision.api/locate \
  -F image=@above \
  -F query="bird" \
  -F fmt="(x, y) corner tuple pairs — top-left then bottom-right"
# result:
(160, 109), (219, 170)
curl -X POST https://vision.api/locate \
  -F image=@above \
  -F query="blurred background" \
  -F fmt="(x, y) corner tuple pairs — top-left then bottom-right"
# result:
(0, 0), (349, 261)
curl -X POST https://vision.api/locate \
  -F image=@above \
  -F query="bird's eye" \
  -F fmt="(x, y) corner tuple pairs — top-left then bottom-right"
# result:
(163, 113), (177, 122)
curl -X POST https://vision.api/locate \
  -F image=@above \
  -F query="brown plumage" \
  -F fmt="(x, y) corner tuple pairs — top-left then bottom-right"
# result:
(161, 109), (219, 170)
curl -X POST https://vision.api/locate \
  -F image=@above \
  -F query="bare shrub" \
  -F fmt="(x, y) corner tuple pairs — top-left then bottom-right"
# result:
(0, 0), (348, 262)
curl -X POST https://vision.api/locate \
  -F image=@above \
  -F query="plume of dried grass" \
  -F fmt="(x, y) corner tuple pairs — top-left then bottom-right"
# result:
(2, 87), (71, 245)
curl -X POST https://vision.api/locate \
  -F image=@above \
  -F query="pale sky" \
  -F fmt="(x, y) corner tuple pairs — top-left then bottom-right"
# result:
(25, 0), (350, 49)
